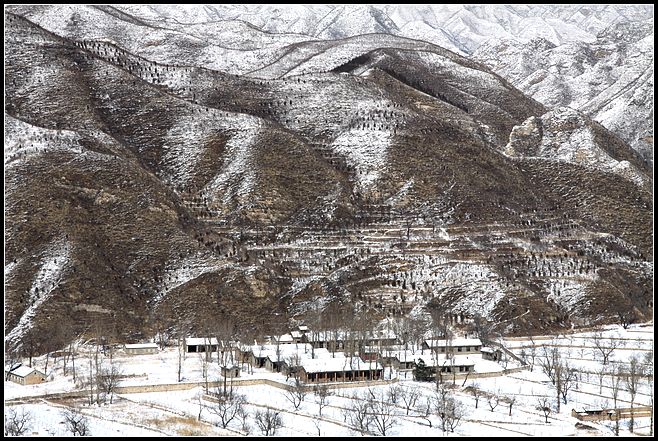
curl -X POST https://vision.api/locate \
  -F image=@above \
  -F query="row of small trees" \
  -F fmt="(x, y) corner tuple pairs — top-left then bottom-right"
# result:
(342, 384), (467, 435)
(204, 383), (284, 436)
(4, 407), (89, 436)
(204, 381), (333, 435)
(536, 341), (652, 436)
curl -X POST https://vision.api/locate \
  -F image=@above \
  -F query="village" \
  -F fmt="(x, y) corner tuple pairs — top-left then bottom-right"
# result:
(5, 321), (508, 388)
(4, 319), (654, 437)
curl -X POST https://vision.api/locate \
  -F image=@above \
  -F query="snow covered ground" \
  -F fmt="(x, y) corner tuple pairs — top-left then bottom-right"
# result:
(5, 322), (652, 436)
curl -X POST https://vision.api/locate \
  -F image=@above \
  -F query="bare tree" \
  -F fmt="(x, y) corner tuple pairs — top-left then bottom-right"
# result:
(467, 383), (482, 409)
(367, 388), (398, 436)
(97, 361), (122, 404)
(196, 390), (204, 421)
(343, 393), (373, 435)
(609, 365), (623, 436)
(386, 384), (402, 405)
(596, 365), (608, 394)
(527, 339), (537, 372)
(284, 378), (307, 410)
(444, 397), (465, 433)
(519, 348), (528, 366)
(214, 317), (235, 367)
(539, 345), (569, 412)
(312, 419), (322, 436)
(468, 314), (496, 346)
(399, 386), (421, 415)
(536, 397), (551, 423)
(214, 316), (236, 396)
(558, 360), (578, 405)
(505, 395), (517, 416)
(199, 352), (209, 394)
(391, 317), (412, 351)
(207, 388), (247, 429)
(4, 352), (20, 381)
(617, 306), (637, 330)
(84, 344), (95, 406)
(177, 334), (184, 383)
(592, 331), (621, 365)
(435, 387), (464, 433)
(623, 354), (645, 434)
(434, 384), (451, 432)
(538, 345), (558, 385)
(254, 408), (283, 436)
(645, 350), (654, 436)
(4, 408), (32, 436)
(285, 353), (302, 381)
(44, 350), (51, 377)
(238, 407), (251, 435)
(313, 385), (333, 416)
(63, 342), (77, 380)
(487, 393), (500, 413)
(414, 397), (433, 428)
(62, 408), (90, 436)
(409, 315), (430, 353)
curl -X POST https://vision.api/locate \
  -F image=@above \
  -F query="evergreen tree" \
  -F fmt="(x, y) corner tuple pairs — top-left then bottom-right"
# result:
(414, 358), (432, 382)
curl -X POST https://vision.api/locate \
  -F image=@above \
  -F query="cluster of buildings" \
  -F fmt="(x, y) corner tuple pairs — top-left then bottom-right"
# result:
(235, 342), (384, 383)
(226, 327), (502, 383)
(5, 325), (504, 386)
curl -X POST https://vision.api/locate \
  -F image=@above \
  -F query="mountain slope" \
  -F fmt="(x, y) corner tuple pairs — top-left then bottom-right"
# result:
(473, 19), (654, 163)
(4, 10), (653, 355)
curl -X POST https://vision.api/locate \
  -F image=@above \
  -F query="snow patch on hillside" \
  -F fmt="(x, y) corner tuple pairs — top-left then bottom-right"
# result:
(4, 260), (19, 283)
(151, 254), (225, 307)
(5, 240), (71, 349)
(546, 277), (596, 313)
(416, 51), (507, 92)
(331, 127), (391, 192)
(4, 115), (81, 166)
(202, 119), (263, 204)
(428, 262), (506, 318)
(329, 99), (393, 192)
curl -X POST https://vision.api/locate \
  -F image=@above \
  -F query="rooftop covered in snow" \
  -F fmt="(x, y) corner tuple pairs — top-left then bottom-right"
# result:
(7, 365), (46, 377)
(424, 338), (482, 348)
(124, 343), (159, 349)
(299, 356), (383, 373)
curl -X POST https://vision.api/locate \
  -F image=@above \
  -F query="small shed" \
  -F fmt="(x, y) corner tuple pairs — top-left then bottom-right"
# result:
(265, 355), (286, 373)
(290, 331), (303, 343)
(571, 407), (607, 421)
(383, 350), (415, 370)
(124, 343), (159, 355)
(221, 365), (240, 378)
(481, 346), (502, 361)
(5, 366), (47, 385)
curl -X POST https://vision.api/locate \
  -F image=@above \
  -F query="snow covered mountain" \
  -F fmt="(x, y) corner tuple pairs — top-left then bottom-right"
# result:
(103, 4), (655, 162)
(474, 19), (654, 163)
(4, 6), (653, 355)
(114, 4), (654, 55)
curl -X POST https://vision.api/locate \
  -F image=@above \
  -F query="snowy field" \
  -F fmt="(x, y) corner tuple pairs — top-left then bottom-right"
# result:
(4, 322), (653, 436)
